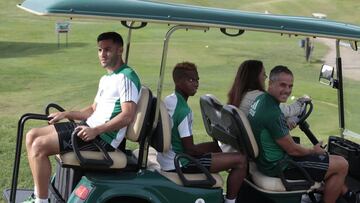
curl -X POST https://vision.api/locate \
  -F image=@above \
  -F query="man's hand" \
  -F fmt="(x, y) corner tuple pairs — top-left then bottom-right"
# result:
(297, 95), (312, 105)
(48, 112), (68, 124)
(286, 117), (298, 130)
(312, 141), (326, 155)
(75, 125), (99, 142)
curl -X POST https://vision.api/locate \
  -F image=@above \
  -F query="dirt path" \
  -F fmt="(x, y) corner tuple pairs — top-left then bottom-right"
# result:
(317, 38), (360, 81)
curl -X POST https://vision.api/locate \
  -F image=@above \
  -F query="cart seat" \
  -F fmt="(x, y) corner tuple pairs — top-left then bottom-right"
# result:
(58, 150), (127, 169)
(133, 146), (224, 188)
(249, 162), (321, 192)
(158, 170), (224, 188)
(220, 104), (321, 192)
(56, 86), (153, 170)
(150, 99), (223, 188)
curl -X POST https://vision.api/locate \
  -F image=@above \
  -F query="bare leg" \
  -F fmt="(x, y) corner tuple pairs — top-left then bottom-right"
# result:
(323, 155), (349, 203)
(210, 152), (247, 199)
(26, 125), (60, 199)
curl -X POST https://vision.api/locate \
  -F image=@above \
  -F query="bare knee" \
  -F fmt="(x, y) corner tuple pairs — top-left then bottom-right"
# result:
(338, 156), (349, 173)
(25, 128), (39, 150)
(31, 137), (52, 157)
(335, 155), (348, 172)
(235, 154), (248, 170)
(329, 155), (349, 175)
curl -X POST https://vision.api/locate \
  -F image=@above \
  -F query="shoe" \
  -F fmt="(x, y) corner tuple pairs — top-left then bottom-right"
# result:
(356, 192), (360, 203)
(343, 191), (360, 203)
(22, 193), (50, 203)
(22, 193), (36, 203)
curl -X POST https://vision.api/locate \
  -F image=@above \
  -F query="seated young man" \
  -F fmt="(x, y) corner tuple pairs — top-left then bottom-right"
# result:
(247, 65), (358, 203)
(24, 32), (141, 203)
(157, 61), (247, 203)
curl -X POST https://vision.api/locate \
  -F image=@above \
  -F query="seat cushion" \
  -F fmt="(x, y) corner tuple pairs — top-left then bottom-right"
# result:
(133, 147), (223, 188)
(58, 150), (127, 169)
(56, 86), (151, 169)
(159, 170), (224, 188)
(249, 162), (321, 192)
(250, 162), (287, 191)
(132, 147), (161, 171)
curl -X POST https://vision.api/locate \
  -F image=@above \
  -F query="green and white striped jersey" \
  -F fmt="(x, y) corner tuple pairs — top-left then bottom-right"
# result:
(86, 64), (141, 148)
(157, 91), (193, 171)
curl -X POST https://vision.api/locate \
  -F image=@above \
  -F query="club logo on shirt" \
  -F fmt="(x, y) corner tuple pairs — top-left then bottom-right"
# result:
(249, 100), (259, 117)
(99, 89), (104, 97)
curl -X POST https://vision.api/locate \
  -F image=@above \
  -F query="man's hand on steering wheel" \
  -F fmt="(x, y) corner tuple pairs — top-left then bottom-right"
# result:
(296, 96), (314, 125)
(297, 95), (312, 105)
(286, 118), (298, 130)
(285, 95), (312, 130)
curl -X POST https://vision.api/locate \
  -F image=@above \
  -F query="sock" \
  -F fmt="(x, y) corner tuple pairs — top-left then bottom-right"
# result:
(35, 197), (48, 203)
(224, 197), (236, 203)
(33, 186), (38, 197)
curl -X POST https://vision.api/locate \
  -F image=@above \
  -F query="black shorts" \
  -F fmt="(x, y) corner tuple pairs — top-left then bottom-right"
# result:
(54, 122), (114, 154)
(283, 153), (329, 182)
(180, 153), (212, 173)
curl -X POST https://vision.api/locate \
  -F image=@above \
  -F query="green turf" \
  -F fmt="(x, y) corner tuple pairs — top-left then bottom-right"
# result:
(1, 0), (360, 202)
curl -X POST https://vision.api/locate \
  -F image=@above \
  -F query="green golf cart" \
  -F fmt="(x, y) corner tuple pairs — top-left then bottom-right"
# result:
(4, 0), (360, 203)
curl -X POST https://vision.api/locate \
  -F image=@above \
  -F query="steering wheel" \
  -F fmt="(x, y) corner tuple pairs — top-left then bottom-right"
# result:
(296, 101), (313, 125)
(296, 101), (323, 147)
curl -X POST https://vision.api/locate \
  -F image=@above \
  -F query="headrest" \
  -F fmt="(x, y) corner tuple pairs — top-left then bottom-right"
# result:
(200, 94), (241, 149)
(200, 94), (223, 136)
(150, 99), (171, 153)
(221, 105), (259, 159)
(126, 86), (152, 142)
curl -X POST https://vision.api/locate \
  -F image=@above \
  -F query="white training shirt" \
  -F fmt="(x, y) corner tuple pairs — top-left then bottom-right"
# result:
(86, 64), (141, 148)
(157, 92), (193, 171)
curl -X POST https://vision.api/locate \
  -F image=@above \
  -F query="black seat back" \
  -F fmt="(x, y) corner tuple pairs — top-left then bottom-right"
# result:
(199, 94), (243, 152)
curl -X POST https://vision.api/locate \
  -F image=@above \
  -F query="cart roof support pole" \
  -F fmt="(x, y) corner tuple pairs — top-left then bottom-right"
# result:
(152, 25), (209, 130)
(336, 39), (345, 137)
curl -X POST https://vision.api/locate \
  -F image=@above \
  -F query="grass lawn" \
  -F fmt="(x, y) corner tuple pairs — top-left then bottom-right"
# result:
(1, 0), (360, 202)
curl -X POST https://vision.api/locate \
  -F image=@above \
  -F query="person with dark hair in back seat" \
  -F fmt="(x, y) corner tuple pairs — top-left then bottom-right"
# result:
(223, 60), (310, 153)
(23, 32), (141, 203)
(157, 61), (247, 203)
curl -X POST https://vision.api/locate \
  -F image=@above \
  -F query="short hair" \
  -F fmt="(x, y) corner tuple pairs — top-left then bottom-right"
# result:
(227, 60), (264, 106)
(97, 32), (123, 46)
(172, 61), (198, 83)
(269, 65), (293, 81)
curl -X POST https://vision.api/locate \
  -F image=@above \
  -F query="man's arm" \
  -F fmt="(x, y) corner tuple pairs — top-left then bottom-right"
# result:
(181, 136), (221, 157)
(95, 101), (136, 134)
(48, 103), (96, 124)
(276, 134), (325, 156)
(76, 101), (136, 141)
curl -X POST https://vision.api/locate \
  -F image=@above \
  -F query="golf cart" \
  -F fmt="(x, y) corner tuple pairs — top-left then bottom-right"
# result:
(3, 0), (360, 203)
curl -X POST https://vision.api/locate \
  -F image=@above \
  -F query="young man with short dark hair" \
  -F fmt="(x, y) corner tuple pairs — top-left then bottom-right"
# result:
(24, 31), (141, 203)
